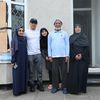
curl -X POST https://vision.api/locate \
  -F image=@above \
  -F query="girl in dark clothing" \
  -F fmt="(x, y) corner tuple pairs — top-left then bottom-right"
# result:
(69, 24), (90, 94)
(11, 27), (28, 96)
(40, 28), (52, 90)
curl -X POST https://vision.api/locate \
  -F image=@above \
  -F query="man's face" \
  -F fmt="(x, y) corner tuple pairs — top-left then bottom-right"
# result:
(54, 20), (62, 29)
(30, 23), (37, 30)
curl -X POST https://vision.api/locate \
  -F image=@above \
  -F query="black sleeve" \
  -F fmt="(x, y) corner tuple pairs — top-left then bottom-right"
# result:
(40, 39), (42, 52)
(11, 55), (16, 64)
(82, 46), (90, 64)
(70, 44), (77, 60)
(11, 49), (17, 64)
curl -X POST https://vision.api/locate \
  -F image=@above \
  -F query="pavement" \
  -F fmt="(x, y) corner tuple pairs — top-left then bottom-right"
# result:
(0, 86), (100, 100)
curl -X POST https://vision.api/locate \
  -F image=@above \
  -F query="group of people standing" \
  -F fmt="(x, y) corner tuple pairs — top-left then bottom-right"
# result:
(11, 18), (90, 96)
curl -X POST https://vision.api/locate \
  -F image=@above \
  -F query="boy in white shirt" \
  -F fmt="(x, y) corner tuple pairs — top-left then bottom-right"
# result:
(25, 18), (44, 92)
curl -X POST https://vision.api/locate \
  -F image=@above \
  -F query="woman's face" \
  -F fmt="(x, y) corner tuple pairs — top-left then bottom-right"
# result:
(75, 26), (81, 33)
(18, 28), (24, 36)
(41, 30), (48, 37)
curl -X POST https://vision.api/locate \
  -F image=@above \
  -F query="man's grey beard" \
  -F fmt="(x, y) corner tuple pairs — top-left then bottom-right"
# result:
(55, 28), (61, 31)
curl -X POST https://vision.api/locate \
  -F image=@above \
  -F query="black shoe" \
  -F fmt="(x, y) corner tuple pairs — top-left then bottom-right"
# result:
(81, 91), (87, 93)
(51, 88), (58, 93)
(13, 93), (21, 96)
(30, 87), (35, 92)
(37, 84), (44, 91)
(63, 88), (68, 94)
(22, 91), (27, 94)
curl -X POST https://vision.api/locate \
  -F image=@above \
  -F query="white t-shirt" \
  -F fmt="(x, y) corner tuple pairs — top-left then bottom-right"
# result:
(25, 29), (41, 55)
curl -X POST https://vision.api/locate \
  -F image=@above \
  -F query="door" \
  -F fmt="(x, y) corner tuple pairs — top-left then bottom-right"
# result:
(73, 0), (92, 67)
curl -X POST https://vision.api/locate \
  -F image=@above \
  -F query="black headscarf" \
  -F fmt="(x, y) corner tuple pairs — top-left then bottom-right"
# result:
(40, 28), (49, 50)
(70, 24), (89, 47)
(11, 26), (24, 56)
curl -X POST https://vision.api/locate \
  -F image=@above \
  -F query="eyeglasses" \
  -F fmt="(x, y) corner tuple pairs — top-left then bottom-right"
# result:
(18, 30), (24, 32)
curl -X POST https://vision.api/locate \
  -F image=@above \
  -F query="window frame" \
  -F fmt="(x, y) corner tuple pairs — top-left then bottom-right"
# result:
(0, 0), (26, 63)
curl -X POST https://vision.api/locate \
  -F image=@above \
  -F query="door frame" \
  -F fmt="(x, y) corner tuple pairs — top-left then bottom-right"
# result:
(73, 0), (96, 67)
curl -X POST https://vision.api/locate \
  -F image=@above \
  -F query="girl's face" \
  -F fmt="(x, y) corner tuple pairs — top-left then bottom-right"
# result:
(75, 26), (81, 33)
(18, 28), (24, 36)
(41, 30), (48, 37)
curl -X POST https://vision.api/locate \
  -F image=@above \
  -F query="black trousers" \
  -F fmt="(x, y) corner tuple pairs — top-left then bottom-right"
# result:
(52, 57), (68, 89)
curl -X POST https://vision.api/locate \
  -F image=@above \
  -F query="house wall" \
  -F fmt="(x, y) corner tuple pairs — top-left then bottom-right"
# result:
(26, 0), (73, 35)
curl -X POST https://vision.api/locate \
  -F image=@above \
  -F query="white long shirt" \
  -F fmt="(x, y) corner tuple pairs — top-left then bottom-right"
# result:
(48, 30), (69, 58)
(25, 29), (41, 55)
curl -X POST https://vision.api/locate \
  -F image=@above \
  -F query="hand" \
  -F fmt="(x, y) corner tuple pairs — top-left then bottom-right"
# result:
(75, 55), (80, 60)
(48, 57), (53, 62)
(7, 49), (11, 52)
(11, 63), (15, 66)
(46, 57), (49, 60)
(78, 54), (82, 60)
(75, 54), (82, 60)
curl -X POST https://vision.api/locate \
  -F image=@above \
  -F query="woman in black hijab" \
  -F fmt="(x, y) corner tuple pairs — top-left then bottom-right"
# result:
(68, 24), (90, 94)
(11, 27), (28, 96)
(40, 28), (53, 90)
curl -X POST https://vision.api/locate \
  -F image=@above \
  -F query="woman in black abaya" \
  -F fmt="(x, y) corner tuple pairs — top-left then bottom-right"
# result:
(69, 24), (90, 94)
(11, 27), (28, 96)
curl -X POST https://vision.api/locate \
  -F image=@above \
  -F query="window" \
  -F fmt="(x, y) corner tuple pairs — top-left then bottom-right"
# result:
(11, 4), (24, 32)
(0, 0), (25, 63)
(11, 0), (25, 33)
(74, 0), (91, 8)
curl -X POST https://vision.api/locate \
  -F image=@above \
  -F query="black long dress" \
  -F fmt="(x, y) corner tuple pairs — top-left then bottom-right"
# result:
(11, 36), (28, 96)
(68, 44), (89, 94)
(40, 35), (52, 84)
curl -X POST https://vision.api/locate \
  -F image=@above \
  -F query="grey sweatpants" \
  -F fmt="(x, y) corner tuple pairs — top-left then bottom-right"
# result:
(28, 54), (42, 86)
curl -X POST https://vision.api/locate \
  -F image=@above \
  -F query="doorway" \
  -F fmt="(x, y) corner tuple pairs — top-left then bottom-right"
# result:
(73, 0), (92, 67)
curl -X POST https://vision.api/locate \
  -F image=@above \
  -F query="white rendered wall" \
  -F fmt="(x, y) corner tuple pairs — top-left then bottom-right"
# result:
(0, 64), (12, 84)
(26, 0), (73, 35)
